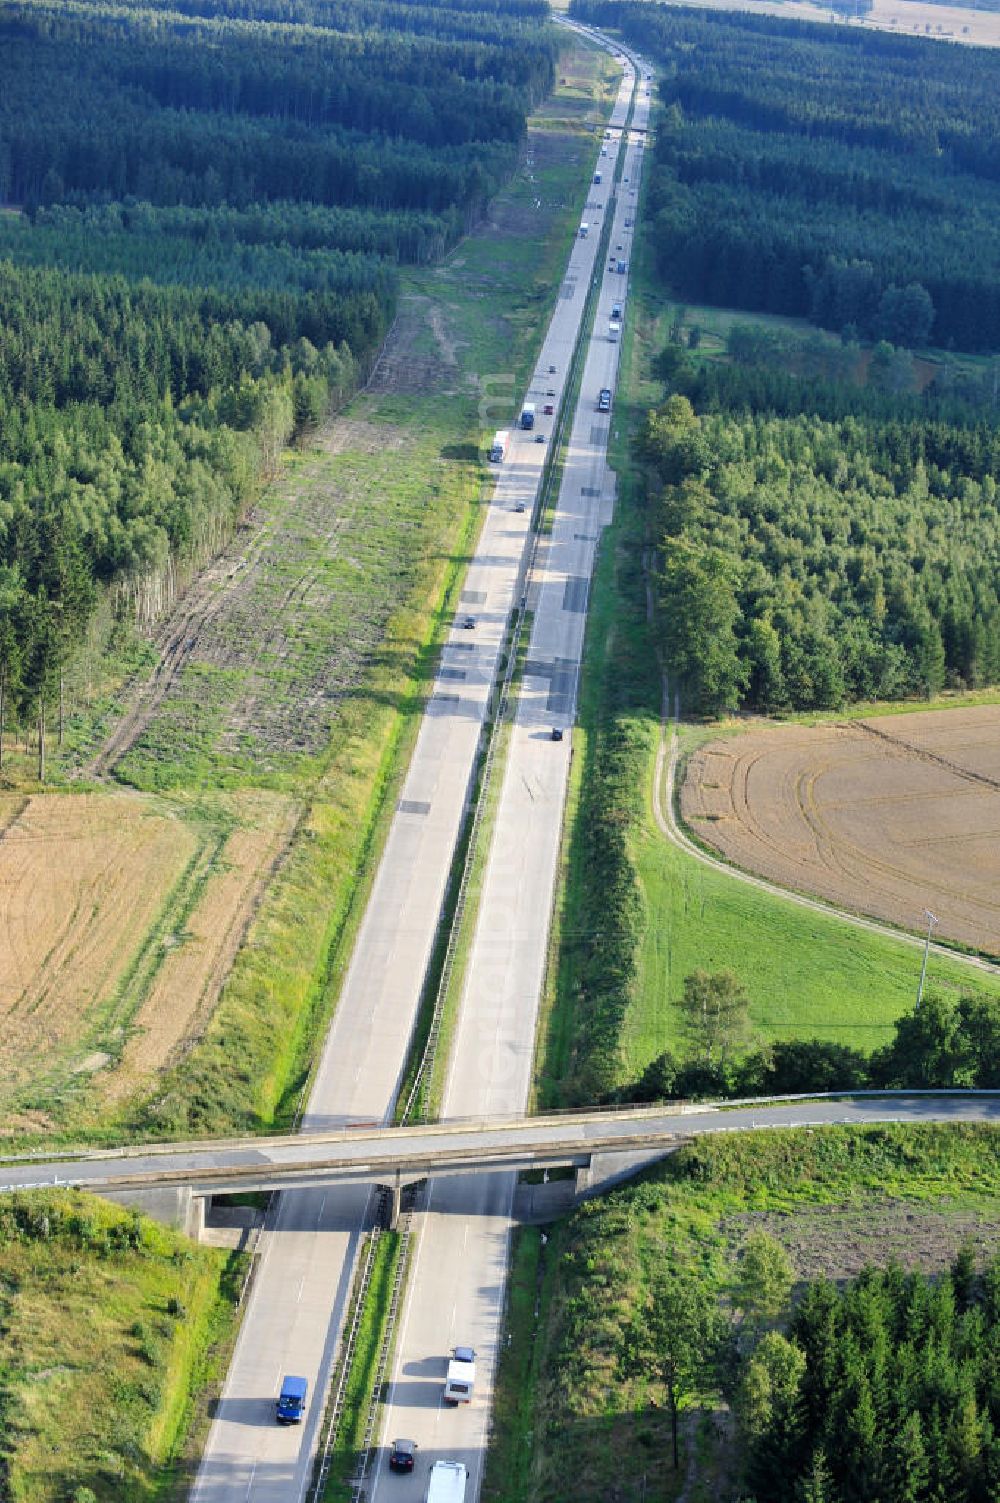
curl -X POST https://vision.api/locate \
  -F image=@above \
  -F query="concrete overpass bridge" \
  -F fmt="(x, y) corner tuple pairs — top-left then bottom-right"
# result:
(2, 1093), (998, 1237)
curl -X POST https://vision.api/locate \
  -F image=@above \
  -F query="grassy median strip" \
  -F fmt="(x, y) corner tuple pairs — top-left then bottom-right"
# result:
(315, 1230), (402, 1503)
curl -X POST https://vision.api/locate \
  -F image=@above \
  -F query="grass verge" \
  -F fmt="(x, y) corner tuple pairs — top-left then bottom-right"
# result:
(0, 1190), (241, 1503)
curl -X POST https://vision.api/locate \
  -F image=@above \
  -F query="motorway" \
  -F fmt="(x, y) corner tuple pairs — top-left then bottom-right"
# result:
(177, 38), (639, 1503)
(366, 39), (652, 1503)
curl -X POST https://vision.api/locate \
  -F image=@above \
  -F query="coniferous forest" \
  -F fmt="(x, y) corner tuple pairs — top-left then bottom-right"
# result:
(0, 0), (554, 760)
(570, 0), (1000, 715)
(738, 1255), (1000, 1503)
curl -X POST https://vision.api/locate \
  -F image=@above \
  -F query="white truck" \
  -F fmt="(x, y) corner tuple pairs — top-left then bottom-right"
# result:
(489, 429), (509, 463)
(579, 222), (589, 238)
(426, 1460), (468, 1503)
(608, 318), (622, 341)
(443, 1344), (476, 1403)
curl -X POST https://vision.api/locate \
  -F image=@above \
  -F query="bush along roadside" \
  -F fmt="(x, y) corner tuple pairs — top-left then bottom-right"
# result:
(542, 492), (659, 1105)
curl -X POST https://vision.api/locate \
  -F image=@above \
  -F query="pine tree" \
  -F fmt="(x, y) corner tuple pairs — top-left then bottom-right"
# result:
(887, 1410), (930, 1503)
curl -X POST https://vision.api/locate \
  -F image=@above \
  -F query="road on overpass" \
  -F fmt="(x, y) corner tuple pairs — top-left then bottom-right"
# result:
(4, 1097), (999, 1201)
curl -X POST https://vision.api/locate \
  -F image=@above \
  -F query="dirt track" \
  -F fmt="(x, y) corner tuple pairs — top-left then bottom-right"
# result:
(681, 706), (1000, 957)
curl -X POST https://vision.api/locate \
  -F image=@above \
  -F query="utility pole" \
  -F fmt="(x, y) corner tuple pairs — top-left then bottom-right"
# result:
(916, 908), (939, 1010)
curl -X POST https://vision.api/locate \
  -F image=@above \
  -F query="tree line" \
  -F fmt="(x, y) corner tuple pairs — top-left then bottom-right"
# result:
(630, 977), (1000, 1104)
(736, 1253), (1000, 1502)
(570, 0), (1000, 350)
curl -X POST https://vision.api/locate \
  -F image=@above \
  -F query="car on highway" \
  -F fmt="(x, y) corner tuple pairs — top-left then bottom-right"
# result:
(389, 1438), (418, 1473)
(276, 1375), (308, 1424)
(514, 501), (526, 513)
(551, 727), (564, 742)
(543, 402), (554, 415)
(598, 387), (612, 412)
(535, 433), (546, 443)
(460, 615), (475, 630)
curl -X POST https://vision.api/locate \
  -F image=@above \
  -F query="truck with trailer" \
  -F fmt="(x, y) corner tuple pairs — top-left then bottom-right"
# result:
(489, 429), (509, 463)
(426, 1460), (468, 1502)
(519, 402), (535, 431)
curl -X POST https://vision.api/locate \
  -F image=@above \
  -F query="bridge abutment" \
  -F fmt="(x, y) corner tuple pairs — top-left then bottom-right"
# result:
(104, 1185), (206, 1241)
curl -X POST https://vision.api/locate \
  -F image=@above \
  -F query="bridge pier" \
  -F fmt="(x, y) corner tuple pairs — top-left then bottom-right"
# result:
(385, 1175), (402, 1231)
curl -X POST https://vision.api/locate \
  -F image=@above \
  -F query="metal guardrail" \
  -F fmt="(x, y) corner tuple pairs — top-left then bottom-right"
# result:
(348, 1208), (414, 1501)
(309, 1188), (388, 1502)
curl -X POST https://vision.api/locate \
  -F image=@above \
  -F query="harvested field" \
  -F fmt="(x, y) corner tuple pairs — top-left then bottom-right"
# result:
(658, 0), (1000, 47)
(0, 789), (296, 1129)
(681, 705), (1000, 956)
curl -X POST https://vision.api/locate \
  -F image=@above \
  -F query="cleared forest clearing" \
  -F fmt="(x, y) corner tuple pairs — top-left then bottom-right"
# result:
(682, 705), (1000, 956)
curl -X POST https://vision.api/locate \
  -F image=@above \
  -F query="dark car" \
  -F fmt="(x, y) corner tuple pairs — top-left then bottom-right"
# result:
(535, 432), (546, 443)
(543, 403), (554, 415)
(551, 727), (564, 742)
(460, 614), (475, 630)
(548, 363), (557, 374)
(514, 501), (526, 513)
(390, 1438), (418, 1473)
